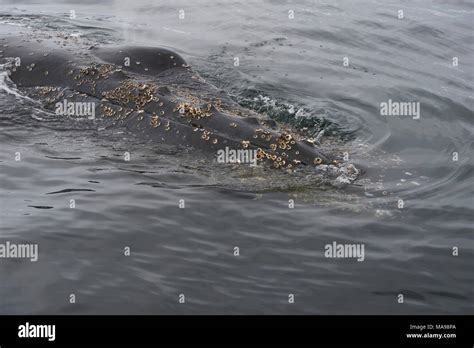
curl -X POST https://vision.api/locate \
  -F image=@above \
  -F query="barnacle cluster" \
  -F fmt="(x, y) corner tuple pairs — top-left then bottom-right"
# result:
(100, 104), (115, 117)
(74, 64), (117, 93)
(35, 86), (59, 96)
(102, 80), (158, 110)
(255, 148), (289, 169)
(34, 86), (66, 105)
(250, 137), (292, 169)
(253, 128), (273, 142)
(173, 90), (224, 119)
(76, 64), (118, 80)
(175, 101), (213, 120)
(96, 64), (119, 77)
(276, 132), (296, 150)
(150, 114), (161, 128)
(242, 133), (294, 169)
(200, 129), (211, 140)
(249, 129), (322, 169)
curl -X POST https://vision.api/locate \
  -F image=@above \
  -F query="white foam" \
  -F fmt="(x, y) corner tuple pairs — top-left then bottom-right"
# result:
(0, 20), (27, 27)
(162, 27), (190, 35)
(0, 60), (40, 103)
(0, 71), (25, 99)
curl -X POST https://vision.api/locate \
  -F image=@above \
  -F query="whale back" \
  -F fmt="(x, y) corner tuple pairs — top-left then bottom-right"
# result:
(1, 31), (334, 168)
(91, 46), (187, 76)
(2, 37), (84, 88)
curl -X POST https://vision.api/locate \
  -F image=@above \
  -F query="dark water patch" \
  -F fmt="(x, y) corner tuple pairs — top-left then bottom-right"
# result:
(46, 188), (95, 195)
(45, 156), (82, 160)
(117, 168), (159, 175)
(427, 291), (468, 301)
(134, 182), (179, 189)
(28, 205), (53, 209)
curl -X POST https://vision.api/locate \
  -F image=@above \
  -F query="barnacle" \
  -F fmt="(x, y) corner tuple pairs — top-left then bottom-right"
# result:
(150, 115), (160, 128)
(176, 101), (213, 119)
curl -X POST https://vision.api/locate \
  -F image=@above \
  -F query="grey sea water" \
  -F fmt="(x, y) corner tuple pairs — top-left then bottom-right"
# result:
(0, 0), (473, 314)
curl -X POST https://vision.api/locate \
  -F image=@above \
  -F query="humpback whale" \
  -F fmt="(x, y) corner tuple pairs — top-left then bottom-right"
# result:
(0, 24), (344, 172)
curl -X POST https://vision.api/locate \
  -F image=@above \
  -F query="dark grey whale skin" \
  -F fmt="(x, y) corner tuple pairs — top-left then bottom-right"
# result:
(1, 31), (332, 168)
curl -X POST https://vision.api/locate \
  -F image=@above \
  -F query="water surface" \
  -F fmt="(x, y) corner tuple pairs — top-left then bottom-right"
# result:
(0, 0), (473, 314)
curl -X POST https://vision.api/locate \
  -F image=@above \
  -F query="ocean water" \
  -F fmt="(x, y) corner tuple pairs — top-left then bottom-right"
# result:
(0, 0), (473, 314)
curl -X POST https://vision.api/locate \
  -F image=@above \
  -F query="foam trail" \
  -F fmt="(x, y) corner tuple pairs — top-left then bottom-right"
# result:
(0, 62), (38, 103)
